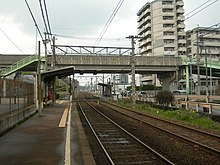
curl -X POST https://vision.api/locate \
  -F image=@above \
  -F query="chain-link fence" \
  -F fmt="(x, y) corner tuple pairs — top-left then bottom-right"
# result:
(0, 78), (34, 116)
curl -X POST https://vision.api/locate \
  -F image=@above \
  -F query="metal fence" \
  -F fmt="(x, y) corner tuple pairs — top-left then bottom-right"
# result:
(0, 78), (34, 116)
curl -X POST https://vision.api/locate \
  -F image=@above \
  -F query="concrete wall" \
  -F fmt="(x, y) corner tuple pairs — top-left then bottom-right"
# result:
(0, 106), (36, 136)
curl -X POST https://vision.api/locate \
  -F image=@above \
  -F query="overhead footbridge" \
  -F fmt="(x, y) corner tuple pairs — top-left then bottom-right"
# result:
(0, 54), (182, 77)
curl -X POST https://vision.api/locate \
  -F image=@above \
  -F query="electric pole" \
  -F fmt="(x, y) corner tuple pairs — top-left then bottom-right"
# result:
(52, 36), (56, 68)
(44, 32), (48, 71)
(126, 35), (140, 105)
(37, 41), (42, 116)
(196, 27), (201, 95)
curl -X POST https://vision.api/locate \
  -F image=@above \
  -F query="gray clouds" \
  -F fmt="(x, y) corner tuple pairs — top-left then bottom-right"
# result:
(0, 0), (219, 53)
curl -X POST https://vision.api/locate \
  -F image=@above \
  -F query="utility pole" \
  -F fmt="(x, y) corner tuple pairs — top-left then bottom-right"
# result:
(196, 27), (201, 95)
(52, 36), (56, 68)
(44, 32), (48, 71)
(37, 41), (42, 116)
(126, 35), (140, 105)
(201, 34), (209, 102)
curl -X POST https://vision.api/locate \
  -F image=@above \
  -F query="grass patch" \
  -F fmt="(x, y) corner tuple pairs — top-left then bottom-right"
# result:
(115, 99), (220, 132)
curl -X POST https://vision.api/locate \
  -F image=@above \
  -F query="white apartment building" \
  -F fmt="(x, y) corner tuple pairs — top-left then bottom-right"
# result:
(137, 0), (186, 56)
(186, 27), (220, 60)
(186, 26), (220, 94)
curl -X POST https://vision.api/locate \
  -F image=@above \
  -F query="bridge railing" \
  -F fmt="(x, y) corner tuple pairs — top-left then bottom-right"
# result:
(53, 55), (182, 66)
(182, 56), (220, 68)
(55, 45), (132, 56)
(136, 56), (182, 66)
(0, 55), (39, 77)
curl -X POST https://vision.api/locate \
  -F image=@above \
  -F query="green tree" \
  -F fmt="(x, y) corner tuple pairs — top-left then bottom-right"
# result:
(155, 90), (174, 107)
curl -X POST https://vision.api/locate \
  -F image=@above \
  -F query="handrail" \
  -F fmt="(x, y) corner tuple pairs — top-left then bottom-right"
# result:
(0, 55), (41, 77)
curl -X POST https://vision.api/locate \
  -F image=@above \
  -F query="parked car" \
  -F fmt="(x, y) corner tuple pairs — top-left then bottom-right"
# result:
(172, 90), (186, 95)
(138, 91), (147, 97)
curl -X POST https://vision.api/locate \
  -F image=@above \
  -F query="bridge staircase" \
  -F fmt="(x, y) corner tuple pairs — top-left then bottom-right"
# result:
(0, 55), (44, 77)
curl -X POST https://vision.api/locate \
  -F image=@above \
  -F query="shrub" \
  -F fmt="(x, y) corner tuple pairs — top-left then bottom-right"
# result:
(155, 90), (174, 107)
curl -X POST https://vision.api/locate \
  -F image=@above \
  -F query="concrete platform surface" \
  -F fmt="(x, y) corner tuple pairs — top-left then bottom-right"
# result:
(0, 100), (95, 165)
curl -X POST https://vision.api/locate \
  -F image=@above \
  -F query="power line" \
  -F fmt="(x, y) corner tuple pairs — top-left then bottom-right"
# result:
(24, 0), (43, 40)
(55, 33), (127, 42)
(185, 0), (215, 17)
(0, 28), (23, 53)
(43, 0), (52, 35)
(95, 0), (124, 45)
(39, 0), (49, 34)
(185, 0), (219, 21)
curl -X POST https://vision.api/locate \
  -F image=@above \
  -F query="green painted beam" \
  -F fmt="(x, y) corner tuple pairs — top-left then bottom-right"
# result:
(0, 55), (45, 77)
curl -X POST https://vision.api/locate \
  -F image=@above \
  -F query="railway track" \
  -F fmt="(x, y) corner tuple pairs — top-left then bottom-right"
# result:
(98, 101), (220, 155)
(78, 99), (174, 165)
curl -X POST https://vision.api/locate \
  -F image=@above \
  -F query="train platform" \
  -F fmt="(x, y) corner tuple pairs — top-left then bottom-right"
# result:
(0, 100), (95, 165)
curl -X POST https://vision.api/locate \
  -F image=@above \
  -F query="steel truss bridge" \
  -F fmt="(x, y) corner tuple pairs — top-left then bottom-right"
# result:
(55, 45), (132, 56)
(1, 45), (220, 78)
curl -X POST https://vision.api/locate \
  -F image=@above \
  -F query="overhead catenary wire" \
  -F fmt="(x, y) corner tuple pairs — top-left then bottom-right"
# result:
(24, 0), (43, 40)
(43, 0), (52, 35)
(185, 0), (215, 17)
(0, 28), (24, 53)
(39, 0), (49, 35)
(55, 33), (128, 42)
(94, 0), (124, 45)
(185, 0), (219, 20)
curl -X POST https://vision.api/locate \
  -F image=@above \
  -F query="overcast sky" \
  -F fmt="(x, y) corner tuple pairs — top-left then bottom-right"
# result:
(0, 0), (219, 54)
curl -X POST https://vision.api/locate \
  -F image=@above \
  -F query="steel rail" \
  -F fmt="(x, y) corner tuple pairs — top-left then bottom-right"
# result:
(100, 101), (220, 156)
(79, 98), (174, 164)
(78, 100), (115, 165)
(103, 100), (220, 139)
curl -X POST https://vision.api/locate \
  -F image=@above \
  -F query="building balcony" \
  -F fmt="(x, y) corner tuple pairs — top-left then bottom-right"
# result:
(138, 20), (146, 29)
(138, 16), (151, 28)
(176, 1), (184, 7)
(164, 35), (176, 40)
(177, 24), (185, 29)
(140, 38), (152, 47)
(162, 4), (174, 9)
(177, 8), (184, 14)
(178, 39), (186, 44)
(164, 42), (176, 48)
(138, 23), (151, 34)
(162, 20), (175, 24)
(138, 28), (143, 35)
(177, 15), (185, 21)
(137, 9), (151, 22)
(204, 41), (220, 47)
(142, 31), (151, 39)
(163, 27), (176, 31)
(178, 31), (185, 36)
(162, 12), (175, 17)
(147, 45), (152, 50)
(208, 49), (220, 55)
(145, 23), (151, 29)
(164, 51), (177, 56)
(178, 47), (186, 52)
(204, 34), (220, 39)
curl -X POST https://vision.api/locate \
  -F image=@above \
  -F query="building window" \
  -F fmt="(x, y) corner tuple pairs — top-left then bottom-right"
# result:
(164, 47), (174, 51)
(164, 31), (174, 36)
(163, 16), (173, 20)
(162, 1), (173, 5)
(162, 8), (173, 12)
(164, 39), (174, 44)
(163, 24), (174, 28)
